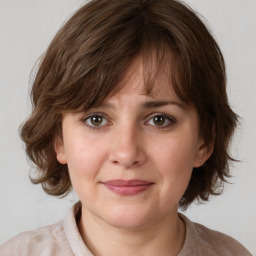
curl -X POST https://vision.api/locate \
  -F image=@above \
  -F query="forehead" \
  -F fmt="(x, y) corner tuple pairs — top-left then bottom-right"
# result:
(105, 56), (182, 105)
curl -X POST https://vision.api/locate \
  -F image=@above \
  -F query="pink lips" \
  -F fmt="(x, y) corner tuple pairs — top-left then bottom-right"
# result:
(102, 179), (154, 195)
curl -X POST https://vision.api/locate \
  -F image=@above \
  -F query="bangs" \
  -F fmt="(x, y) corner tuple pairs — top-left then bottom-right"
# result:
(36, 2), (193, 114)
(22, 0), (237, 206)
(49, 33), (190, 113)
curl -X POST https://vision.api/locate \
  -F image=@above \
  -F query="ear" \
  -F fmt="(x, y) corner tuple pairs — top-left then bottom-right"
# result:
(193, 137), (214, 168)
(54, 136), (67, 164)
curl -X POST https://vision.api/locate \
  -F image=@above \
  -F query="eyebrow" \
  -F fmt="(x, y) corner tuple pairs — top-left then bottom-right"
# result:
(93, 100), (186, 110)
(141, 100), (186, 109)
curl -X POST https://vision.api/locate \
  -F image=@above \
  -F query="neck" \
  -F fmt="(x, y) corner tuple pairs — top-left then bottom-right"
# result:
(78, 206), (185, 256)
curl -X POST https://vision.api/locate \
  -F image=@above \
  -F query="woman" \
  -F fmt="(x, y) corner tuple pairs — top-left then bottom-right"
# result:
(0, 0), (252, 255)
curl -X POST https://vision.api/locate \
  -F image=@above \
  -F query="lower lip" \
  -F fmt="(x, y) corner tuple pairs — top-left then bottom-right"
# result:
(103, 184), (153, 195)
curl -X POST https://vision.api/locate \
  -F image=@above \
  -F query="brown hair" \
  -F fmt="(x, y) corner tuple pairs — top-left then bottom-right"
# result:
(20, 0), (238, 209)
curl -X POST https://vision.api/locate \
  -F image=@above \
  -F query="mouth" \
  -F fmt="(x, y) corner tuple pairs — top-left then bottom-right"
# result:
(101, 179), (154, 195)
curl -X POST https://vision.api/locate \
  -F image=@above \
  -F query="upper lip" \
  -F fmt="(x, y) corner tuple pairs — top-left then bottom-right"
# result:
(102, 179), (154, 186)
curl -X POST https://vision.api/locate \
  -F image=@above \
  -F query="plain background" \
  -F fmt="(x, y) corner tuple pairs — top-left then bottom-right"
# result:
(0, 0), (255, 254)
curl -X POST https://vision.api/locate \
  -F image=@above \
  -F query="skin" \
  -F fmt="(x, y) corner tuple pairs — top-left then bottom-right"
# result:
(55, 57), (212, 256)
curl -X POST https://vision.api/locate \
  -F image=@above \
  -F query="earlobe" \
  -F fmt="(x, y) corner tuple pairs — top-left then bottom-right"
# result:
(56, 151), (67, 165)
(54, 137), (67, 164)
(193, 138), (214, 168)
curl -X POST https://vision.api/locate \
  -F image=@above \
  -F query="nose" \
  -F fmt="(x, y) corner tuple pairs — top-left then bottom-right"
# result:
(108, 124), (147, 168)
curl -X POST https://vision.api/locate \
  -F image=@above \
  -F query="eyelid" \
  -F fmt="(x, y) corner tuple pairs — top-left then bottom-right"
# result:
(145, 113), (177, 128)
(81, 112), (106, 121)
(81, 112), (176, 130)
(81, 112), (111, 129)
(148, 113), (176, 122)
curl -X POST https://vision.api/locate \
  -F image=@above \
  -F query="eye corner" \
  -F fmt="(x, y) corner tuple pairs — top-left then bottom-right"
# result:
(145, 113), (177, 129)
(81, 112), (111, 129)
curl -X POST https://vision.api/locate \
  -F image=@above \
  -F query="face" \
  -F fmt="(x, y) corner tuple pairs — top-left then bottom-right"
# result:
(55, 58), (209, 230)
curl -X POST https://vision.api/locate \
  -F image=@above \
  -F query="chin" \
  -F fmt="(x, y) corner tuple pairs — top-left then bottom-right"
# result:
(99, 205), (157, 229)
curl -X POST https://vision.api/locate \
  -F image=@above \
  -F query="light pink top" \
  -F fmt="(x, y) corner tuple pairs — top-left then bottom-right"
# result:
(0, 202), (252, 256)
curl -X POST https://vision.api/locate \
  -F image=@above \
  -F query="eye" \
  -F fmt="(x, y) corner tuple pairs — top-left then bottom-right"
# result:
(83, 114), (109, 128)
(146, 114), (176, 128)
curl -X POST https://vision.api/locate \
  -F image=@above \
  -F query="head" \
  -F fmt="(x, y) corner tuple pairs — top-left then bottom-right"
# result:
(21, 0), (238, 210)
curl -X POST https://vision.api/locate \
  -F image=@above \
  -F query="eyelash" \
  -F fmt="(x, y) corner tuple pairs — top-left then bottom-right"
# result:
(145, 113), (176, 129)
(82, 113), (110, 130)
(81, 112), (176, 129)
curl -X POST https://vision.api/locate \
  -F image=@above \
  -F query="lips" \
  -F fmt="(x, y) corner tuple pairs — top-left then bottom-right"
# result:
(102, 179), (154, 195)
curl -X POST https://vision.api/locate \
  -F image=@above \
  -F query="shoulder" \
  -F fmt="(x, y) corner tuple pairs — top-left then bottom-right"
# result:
(193, 221), (252, 255)
(0, 221), (72, 256)
(179, 214), (252, 256)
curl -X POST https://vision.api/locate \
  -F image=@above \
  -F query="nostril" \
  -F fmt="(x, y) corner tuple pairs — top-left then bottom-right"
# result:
(111, 159), (140, 167)
(108, 145), (147, 168)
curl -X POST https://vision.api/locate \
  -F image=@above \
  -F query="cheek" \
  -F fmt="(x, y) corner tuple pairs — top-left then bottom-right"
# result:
(153, 135), (198, 197)
(64, 136), (108, 200)
(156, 135), (198, 172)
(64, 135), (106, 178)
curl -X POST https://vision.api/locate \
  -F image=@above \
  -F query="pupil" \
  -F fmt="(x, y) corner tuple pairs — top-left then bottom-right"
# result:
(91, 116), (102, 126)
(153, 116), (165, 126)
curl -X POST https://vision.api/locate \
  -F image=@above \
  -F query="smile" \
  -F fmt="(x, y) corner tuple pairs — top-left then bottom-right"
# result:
(101, 179), (154, 195)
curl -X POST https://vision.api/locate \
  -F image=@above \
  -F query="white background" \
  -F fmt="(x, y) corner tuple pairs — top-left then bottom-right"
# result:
(0, 0), (255, 254)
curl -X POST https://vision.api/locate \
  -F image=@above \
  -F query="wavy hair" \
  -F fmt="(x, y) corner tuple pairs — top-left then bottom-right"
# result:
(20, 0), (238, 209)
